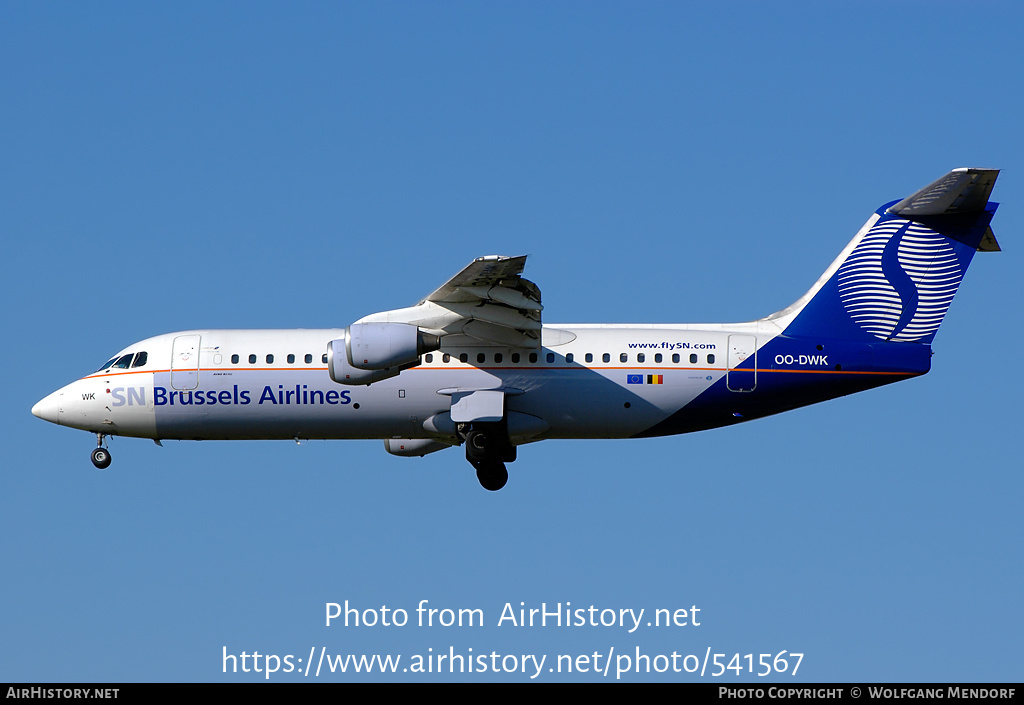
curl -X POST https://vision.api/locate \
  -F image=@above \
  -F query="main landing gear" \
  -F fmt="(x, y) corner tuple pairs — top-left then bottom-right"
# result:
(472, 459), (508, 492)
(91, 434), (111, 469)
(461, 421), (516, 491)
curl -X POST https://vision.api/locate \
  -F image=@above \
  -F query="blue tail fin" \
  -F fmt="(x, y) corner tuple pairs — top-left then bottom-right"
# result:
(772, 168), (1000, 343)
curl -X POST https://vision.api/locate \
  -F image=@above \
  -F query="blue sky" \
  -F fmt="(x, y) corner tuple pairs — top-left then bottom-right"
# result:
(3, 2), (1021, 682)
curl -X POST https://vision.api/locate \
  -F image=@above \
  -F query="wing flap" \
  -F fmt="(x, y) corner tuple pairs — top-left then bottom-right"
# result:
(457, 284), (543, 311)
(461, 320), (539, 348)
(424, 255), (542, 347)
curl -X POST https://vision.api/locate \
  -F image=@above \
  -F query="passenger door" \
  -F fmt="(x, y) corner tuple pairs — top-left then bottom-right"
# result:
(170, 334), (201, 390)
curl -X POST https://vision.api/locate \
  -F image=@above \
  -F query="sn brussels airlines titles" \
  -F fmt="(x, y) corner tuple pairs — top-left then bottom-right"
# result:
(146, 384), (352, 408)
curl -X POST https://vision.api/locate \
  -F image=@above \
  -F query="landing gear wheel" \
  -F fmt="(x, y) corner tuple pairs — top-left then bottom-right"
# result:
(475, 461), (508, 491)
(91, 447), (112, 469)
(466, 429), (490, 462)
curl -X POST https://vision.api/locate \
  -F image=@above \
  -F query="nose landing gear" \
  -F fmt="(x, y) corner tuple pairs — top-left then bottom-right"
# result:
(91, 434), (112, 469)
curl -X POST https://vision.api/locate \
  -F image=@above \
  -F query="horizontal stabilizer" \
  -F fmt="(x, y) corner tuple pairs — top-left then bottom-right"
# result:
(978, 226), (1001, 252)
(888, 167), (999, 216)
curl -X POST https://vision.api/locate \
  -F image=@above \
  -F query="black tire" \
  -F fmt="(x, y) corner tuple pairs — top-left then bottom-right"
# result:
(91, 447), (112, 469)
(475, 461), (508, 491)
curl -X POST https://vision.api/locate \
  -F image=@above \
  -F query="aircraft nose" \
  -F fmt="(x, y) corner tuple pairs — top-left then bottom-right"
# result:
(32, 390), (61, 425)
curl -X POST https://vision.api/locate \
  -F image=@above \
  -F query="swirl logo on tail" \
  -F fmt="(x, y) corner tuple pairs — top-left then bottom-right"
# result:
(837, 218), (962, 342)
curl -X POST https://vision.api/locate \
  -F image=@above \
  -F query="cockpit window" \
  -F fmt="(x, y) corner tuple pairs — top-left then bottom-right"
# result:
(112, 354), (134, 369)
(97, 357), (119, 372)
(131, 351), (148, 368)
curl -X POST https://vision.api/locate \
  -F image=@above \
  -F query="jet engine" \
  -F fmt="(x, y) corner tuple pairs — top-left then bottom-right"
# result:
(328, 323), (440, 385)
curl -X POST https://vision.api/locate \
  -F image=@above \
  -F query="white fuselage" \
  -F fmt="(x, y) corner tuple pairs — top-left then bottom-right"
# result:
(35, 322), (783, 444)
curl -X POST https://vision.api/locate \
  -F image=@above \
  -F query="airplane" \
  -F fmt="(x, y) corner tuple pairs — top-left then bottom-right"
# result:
(32, 168), (1001, 491)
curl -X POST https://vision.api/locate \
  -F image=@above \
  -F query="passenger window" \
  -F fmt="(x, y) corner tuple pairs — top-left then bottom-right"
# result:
(546, 352), (555, 363)
(425, 354), (433, 363)
(443, 353), (451, 363)
(566, 353), (574, 363)
(672, 353), (680, 363)
(131, 351), (148, 368)
(287, 354), (295, 364)
(460, 353), (468, 363)
(603, 353), (610, 363)
(620, 353), (628, 363)
(266, 354), (274, 364)
(690, 354), (698, 364)
(231, 354), (240, 364)
(113, 354), (133, 369)
(585, 353), (593, 363)
(654, 353), (662, 363)
(322, 354), (328, 364)
(708, 354), (716, 364)
(305, 354), (313, 364)
(511, 353), (520, 363)
(637, 353), (645, 363)
(477, 353), (486, 363)
(249, 354), (257, 364)
(494, 353), (503, 363)
(529, 353), (538, 363)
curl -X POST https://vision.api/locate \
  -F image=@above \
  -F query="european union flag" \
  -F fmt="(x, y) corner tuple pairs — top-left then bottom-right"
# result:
(627, 374), (643, 384)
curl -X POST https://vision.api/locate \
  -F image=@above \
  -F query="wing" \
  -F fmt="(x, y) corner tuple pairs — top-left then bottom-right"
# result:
(355, 255), (544, 348)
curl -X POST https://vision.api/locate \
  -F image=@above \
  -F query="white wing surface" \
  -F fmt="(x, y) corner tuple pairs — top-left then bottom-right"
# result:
(355, 255), (543, 348)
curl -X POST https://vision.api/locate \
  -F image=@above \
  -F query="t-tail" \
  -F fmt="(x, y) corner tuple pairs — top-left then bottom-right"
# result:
(771, 167), (1000, 346)
(635, 168), (1001, 440)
